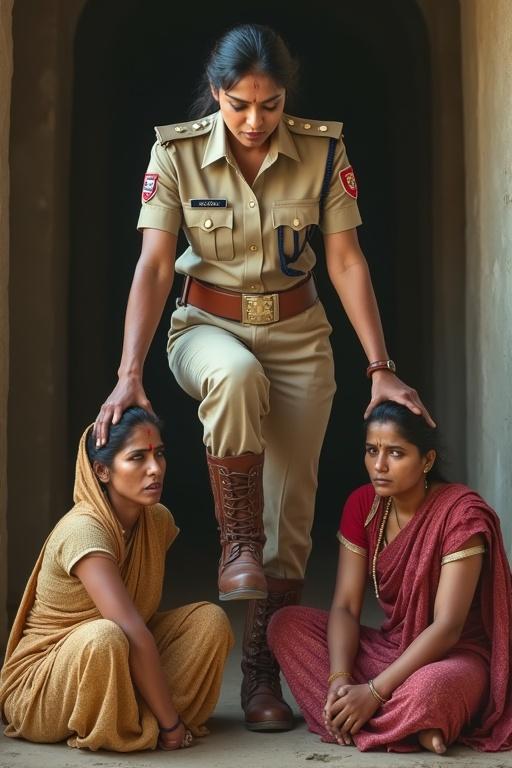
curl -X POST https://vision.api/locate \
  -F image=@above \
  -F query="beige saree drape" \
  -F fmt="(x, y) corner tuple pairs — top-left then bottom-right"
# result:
(0, 425), (233, 751)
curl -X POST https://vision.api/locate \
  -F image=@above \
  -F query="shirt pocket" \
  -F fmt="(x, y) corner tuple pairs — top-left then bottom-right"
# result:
(182, 205), (234, 261)
(271, 199), (320, 258)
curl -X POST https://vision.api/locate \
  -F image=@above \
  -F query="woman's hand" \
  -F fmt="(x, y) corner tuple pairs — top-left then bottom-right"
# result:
(158, 721), (193, 750)
(324, 683), (380, 744)
(323, 677), (356, 745)
(364, 371), (436, 427)
(93, 374), (154, 447)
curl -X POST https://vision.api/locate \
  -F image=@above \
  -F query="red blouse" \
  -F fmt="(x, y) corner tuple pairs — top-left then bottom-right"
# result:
(337, 483), (376, 556)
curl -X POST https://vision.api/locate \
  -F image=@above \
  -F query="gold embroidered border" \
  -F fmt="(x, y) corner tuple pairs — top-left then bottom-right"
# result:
(364, 495), (382, 527)
(441, 544), (486, 565)
(337, 532), (367, 557)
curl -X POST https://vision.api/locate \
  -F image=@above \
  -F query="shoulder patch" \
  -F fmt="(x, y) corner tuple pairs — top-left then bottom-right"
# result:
(155, 113), (216, 145)
(282, 114), (343, 139)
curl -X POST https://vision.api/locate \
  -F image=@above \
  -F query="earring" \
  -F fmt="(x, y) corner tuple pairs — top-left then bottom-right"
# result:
(423, 466), (430, 490)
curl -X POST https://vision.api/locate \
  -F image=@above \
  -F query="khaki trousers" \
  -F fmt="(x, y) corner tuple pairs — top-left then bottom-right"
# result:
(167, 300), (336, 580)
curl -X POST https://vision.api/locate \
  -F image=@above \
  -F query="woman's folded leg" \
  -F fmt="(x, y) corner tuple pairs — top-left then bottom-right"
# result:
(149, 601), (234, 736)
(4, 618), (158, 751)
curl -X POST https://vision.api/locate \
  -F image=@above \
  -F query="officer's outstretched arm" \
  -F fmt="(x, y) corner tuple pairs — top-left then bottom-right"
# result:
(94, 228), (177, 446)
(324, 229), (434, 426)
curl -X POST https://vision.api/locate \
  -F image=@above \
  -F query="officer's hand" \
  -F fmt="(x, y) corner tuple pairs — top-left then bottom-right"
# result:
(93, 375), (155, 446)
(364, 371), (436, 427)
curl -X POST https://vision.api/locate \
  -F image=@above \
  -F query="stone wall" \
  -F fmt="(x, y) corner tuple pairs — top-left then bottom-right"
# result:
(7, 0), (86, 616)
(0, 0), (14, 652)
(460, 0), (512, 556)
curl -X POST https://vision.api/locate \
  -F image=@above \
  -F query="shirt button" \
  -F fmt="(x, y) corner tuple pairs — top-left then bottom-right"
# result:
(249, 200), (256, 208)
(250, 284), (258, 290)
(249, 244), (258, 252)
(303, 123), (311, 130)
(204, 219), (213, 229)
(293, 218), (301, 227)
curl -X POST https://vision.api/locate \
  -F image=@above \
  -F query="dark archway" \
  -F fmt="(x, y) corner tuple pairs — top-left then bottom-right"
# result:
(69, 0), (430, 592)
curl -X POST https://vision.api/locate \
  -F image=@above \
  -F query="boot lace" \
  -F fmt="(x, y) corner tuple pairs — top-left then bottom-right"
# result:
(243, 591), (294, 696)
(219, 468), (263, 558)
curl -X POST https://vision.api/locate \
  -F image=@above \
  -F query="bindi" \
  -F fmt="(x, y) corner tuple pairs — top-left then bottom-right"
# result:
(146, 429), (153, 452)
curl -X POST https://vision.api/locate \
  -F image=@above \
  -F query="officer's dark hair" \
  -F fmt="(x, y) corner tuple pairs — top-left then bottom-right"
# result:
(365, 401), (446, 482)
(87, 407), (164, 469)
(190, 23), (299, 118)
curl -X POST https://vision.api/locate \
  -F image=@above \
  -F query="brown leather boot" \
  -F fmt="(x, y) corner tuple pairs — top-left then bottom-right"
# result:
(207, 451), (268, 601)
(241, 576), (303, 731)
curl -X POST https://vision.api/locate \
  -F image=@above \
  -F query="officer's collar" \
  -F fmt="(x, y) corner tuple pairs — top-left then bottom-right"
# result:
(201, 111), (300, 168)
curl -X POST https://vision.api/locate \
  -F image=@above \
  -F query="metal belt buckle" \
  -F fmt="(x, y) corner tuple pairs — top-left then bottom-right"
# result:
(241, 293), (279, 325)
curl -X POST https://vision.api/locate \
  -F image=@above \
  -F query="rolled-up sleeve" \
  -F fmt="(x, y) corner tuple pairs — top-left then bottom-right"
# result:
(320, 136), (362, 234)
(137, 140), (183, 234)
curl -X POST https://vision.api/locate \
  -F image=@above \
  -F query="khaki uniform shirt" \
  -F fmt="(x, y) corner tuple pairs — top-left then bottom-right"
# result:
(137, 111), (362, 292)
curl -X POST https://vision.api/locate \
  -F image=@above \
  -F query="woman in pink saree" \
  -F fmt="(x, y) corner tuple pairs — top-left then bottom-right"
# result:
(267, 401), (512, 753)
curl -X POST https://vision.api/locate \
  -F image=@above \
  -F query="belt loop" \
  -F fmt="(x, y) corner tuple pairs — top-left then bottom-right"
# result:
(177, 275), (191, 307)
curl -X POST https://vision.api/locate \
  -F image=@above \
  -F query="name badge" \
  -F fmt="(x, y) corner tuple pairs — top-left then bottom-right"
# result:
(190, 199), (227, 208)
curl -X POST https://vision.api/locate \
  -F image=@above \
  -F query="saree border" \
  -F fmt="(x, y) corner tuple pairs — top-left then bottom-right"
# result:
(337, 531), (368, 558)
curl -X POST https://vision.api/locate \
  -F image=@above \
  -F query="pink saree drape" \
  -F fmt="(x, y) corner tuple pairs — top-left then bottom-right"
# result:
(268, 484), (512, 752)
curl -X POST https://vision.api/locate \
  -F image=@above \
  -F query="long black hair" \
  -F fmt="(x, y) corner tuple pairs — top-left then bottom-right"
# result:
(87, 407), (163, 469)
(189, 23), (299, 118)
(365, 401), (446, 482)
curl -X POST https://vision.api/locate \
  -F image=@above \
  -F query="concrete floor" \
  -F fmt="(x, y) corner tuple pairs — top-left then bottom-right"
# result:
(1, 541), (512, 768)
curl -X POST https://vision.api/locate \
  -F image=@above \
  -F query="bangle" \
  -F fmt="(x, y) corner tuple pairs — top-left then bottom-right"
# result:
(366, 359), (396, 378)
(159, 716), (182, 733)
(327, 671), (353, 684)
(367, 678), (388, 705)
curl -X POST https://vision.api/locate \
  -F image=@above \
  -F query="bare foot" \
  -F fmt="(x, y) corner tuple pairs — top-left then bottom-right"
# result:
(419, 728), (447, 754)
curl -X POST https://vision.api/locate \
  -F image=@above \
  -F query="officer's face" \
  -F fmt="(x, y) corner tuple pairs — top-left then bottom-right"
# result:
(212, 73), (285, 150)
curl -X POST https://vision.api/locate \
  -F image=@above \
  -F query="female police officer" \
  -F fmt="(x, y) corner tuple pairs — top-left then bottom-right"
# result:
(94, 23), (433, 733)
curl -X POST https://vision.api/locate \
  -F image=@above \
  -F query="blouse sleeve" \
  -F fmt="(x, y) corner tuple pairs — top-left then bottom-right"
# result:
(441, 500), (489, 565)
(337, 485), (374, 557)
(53, 515), (117, 576)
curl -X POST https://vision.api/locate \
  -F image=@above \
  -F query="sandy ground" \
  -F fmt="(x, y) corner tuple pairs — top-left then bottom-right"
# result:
(1, 542), (511, 768)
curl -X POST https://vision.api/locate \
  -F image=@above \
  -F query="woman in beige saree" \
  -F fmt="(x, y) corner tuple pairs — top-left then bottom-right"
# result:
(0, 407), (234, 752)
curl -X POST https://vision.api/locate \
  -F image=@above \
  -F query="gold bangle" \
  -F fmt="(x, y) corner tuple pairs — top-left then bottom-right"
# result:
(327, 671), (353, 684)
(367, 678), (388, 705)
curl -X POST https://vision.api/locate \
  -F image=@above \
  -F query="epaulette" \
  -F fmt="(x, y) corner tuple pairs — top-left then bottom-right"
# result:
(282, 114), (343, 139)
(155, 114), (216, 145)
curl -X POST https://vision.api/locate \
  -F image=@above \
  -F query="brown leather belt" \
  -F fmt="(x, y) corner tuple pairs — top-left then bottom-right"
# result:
(179, 274), (318, 325)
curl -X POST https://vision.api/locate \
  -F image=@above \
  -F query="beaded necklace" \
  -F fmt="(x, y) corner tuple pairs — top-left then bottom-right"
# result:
(371, 496), (393, 600)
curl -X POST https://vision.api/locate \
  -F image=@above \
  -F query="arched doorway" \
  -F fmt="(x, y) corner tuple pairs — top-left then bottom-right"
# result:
(68, 0), (431, 585)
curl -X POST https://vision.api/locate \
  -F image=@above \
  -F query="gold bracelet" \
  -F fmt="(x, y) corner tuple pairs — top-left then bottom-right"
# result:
(327, 671), (353, 684)
(367, 678), (388, 705)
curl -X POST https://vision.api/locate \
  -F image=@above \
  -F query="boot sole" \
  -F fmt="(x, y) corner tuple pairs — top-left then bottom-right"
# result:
(219, 588), (268, 601)
(245, 719), (294, 732)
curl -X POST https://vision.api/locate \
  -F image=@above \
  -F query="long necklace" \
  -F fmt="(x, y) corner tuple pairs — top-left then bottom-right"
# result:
(394, 501), (402, 530)
(371, 497), (392, 600)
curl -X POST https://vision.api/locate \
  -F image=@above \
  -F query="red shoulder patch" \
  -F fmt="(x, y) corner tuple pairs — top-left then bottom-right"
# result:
(339, 166), (358, 199)
(142, 173), (159, 202)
